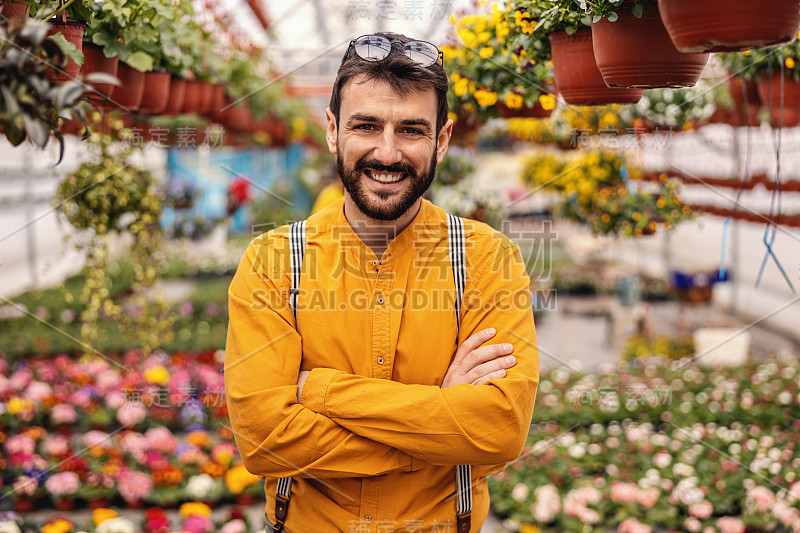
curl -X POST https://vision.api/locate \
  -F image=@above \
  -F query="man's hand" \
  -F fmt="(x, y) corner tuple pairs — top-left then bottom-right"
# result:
(441, 328), (516, 388)
(297, 370), (311, 403)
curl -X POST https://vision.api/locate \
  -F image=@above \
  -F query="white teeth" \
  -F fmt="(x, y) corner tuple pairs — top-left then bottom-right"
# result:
(367, 171), (404, 183)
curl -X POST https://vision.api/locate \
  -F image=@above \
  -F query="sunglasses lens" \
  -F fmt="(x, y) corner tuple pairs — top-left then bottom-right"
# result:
(354, 35), (391, 62)
(404, 41), (439, 66)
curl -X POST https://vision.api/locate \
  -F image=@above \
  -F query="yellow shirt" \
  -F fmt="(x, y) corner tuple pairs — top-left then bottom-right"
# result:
(311, 183), (345, 214)
(225, 197), (539, 533)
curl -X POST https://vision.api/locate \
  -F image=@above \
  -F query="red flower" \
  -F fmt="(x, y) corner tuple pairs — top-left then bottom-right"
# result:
(226, 177), (251, 215)
(145, 507), (168, 522)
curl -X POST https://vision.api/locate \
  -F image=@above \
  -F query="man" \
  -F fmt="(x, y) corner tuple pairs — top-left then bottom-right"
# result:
(225, 32), (539, 533)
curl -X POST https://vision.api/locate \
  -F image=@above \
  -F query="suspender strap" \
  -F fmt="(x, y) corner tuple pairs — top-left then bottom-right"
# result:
(274, 220), (305, 533)
(447, 214), (472, 531)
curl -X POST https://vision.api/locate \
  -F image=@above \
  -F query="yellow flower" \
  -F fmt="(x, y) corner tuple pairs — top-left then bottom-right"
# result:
(143, 365), (169, 386)
(520, 524), (541, 533)
(93, 508), (118, 526)
(632, 211), (641, 221)
(505, 92), (524, 109)
(656, 197), (667, 208)
(448, 112), (458, 124)
(786, 57), (796, 69)
(538, 93), (556, 111)
(225, 464), (261, 494)
(179, 502), (212, 518)
(479, 47), (494, 59)
(474, 88), (498, 107)
(7, 397), (32, 415)
(496, 21), (510, 43)
(454, 77), (470, 97)
(41, 520), (73, 533)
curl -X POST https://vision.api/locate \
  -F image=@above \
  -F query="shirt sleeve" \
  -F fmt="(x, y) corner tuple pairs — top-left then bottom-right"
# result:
(300, 238), (540, 466)
(224, 236), (421, 478)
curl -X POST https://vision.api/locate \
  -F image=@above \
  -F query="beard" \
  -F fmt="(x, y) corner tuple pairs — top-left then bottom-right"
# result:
(337, 145), (438, 221)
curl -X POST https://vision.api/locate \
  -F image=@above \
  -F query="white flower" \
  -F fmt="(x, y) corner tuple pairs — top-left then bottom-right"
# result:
(96, 517), (137, 533)
(186, 474), (216, 499)
(511, 483), (530, 502)
(0, 521), (21, 533)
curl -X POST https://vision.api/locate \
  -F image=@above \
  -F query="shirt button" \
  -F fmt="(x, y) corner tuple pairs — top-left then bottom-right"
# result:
(365, 515), (372, 521)
(378, 357), (384, 364)
(378, 297), (384, 304)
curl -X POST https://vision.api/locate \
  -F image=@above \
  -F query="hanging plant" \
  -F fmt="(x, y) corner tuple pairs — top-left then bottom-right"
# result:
(53, 115), (171, 354)
(0, 17), (113, 162)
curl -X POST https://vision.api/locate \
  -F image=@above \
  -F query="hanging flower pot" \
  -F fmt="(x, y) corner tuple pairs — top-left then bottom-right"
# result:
(53, 498), (75, 512)
(0, 0), (28, 21)
(197, 81), (213, 115)
(14, 496), (35, 513)
(550, 28), (644, 106)
(449, 112), (481, 145)
(591, 3), (709, 88)
(756, 72), (800, 107)
(181, 79), (202, 114)
(254, 115), (288, 146)
(659, 0), (800, 53)
(45, 17), (85, 83)
(761, 104), (800, 128)
(137, 70), (171, 115)
(207, 84), (225, 118)
(111, 62), (145, 111)
(164, 76), (186, 115)
(81, 41), (118, 101)
(728, 75), (761, 107)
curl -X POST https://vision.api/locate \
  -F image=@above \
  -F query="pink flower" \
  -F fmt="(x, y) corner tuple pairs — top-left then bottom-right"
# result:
(747, 486), (775, 513)
(689, 501), (713, 519)
(118, 469), (153, 502)
(50, 404), (77, 425)
(25, 381), (52, 402)
(82, 431), (111, 449)
(618, 518), (652, 533)
(9, 369), (32, 390)
(611, 482), (639, 505)
(183, 515), (213, 533)
(5, 435), (35, 455)
(532, 484), (560, 523)
(145, 427), (178, 454)
(44, 472), (80, 497)
(117, 402), (147, 426)
(43, 436), (70, 457)
(96, 370), (121, 391)
(653, 451), (672, 469)
(684, 517), (701, 533)
(12, 476), (38, 496)
(716, 517), (746, 533)
(220, 519), (247, 533)
(638, 487), (660, 508)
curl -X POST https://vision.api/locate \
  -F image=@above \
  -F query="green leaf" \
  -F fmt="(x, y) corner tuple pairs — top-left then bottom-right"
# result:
(1, 85), (21, 116)
(22, 113), (48, 148)
(608, 11), (619, 22)
(48, 33), (85, 67)
(124, 51), (154, 72)
(593, 14), (602, 23)
(84, 72), (120, 86)
(5, 122), (25, 146)
(57, 81), (85, 108)
(631, 3), (644, 18)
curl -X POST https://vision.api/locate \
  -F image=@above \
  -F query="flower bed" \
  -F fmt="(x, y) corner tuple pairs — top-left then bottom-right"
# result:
(490, 352), (800, 532)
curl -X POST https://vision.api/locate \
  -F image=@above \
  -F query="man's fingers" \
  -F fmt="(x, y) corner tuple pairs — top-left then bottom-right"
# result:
(465, 355), (517, 385)
(465, 342), (514, 368)
(454, 327), (497, 362)
(473, 369), (507, 386)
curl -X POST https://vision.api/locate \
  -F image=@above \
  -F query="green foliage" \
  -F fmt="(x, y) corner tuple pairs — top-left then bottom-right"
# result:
(580, 0), (657, 23)
(514, 0), (591, 35)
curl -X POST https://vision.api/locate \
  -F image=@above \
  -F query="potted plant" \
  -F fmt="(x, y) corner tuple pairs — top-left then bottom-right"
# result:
(518, 0), (644, 105)
(582, 0), (709, 88)
(632, 81), (717, 130)
(444, 4), (557, 129)
(658, 0), (800, 53)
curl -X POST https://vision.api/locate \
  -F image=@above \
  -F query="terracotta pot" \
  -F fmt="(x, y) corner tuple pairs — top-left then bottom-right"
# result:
(86, 497), (110, 509)
(254, 115), (288, 145)
(208, 84), (225, 118)
(659, 0), (800, 53)
(757, 72), (800, 107)
(223, 104), (255, 132)
(762, 105), (800, 128)
(125, 499), (144, 509)
(235, 494), (256, 506)
(164, 76), (186, 115)
(0, 0), (28, 21)
(138, 71), (171, 114)
(550, 28), (644, 105)
(14, 496), (35, 513)
(591, 3), (709, 88)
(197, 81), (213, 115)
(496, 101), (553, 119)
(449, 113), (481, 145)
(45, 18), (85, 83)
(54, 498), (75, 511)
(59, 117), (87, 136)
(81, 41), (118, 100)
(111, 62), (145, 111)
(728, 75), (761, 106)
(181, 79), (202, 114)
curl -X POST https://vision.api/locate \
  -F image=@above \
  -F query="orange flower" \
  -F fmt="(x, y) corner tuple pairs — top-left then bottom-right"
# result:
(93, 508), (118, 525)
(186, 431), (210, 449)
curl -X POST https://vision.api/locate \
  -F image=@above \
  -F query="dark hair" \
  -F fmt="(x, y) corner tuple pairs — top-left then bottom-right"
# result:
(329, 32), (450, 136)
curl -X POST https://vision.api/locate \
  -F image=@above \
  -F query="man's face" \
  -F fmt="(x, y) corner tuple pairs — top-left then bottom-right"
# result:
(326, 75), (450, 221)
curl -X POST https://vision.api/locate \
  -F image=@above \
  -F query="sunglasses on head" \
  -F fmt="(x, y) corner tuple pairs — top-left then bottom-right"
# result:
(348, 34), (444, 68)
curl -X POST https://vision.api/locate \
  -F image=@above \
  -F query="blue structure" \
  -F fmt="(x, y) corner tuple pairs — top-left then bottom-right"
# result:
(161, 143), (308, 234)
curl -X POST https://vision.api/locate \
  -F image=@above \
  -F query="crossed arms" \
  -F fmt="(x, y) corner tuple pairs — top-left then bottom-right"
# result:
(224, 236), (539, 479)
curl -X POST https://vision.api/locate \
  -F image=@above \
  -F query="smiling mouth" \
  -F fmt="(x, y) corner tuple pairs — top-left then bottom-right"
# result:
(364, 169), (406, 184)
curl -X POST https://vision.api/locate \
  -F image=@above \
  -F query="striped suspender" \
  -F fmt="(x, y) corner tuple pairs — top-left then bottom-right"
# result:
(448, 213), (472, 533)
(278, 216), (472, 532)
(273, 220), (305, 533)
